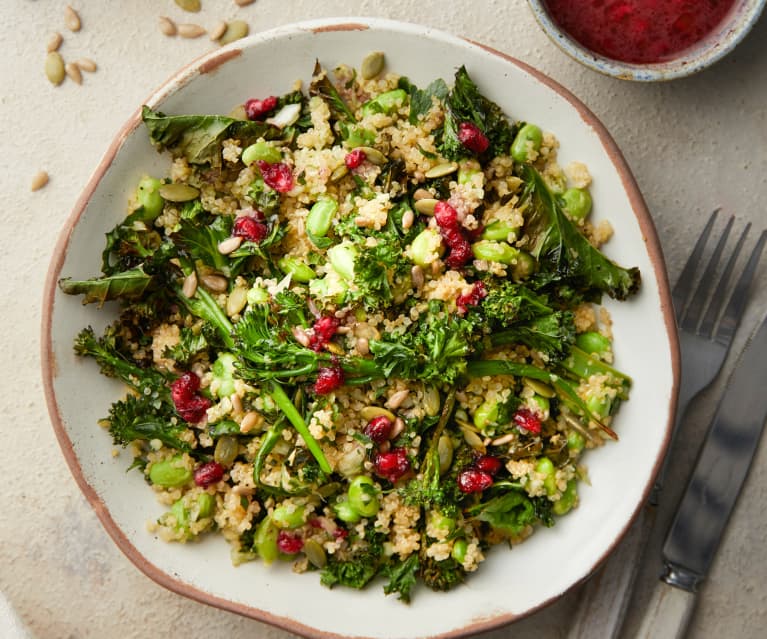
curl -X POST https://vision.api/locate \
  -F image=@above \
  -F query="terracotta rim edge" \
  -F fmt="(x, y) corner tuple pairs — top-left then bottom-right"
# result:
(41, 17), (680, 639)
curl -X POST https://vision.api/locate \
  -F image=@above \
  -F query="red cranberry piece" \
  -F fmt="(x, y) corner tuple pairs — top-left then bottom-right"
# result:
(443, 232), (473, 268)
(434, 201), (459, 229)
(365, 416), (393, 444)
(373, 447), (411, 483)
(333, 527), (349, 540)
(233, 216), (268, 243)
(474, 455), (502, 476)
(458, 121), (490, 154)
(456, 281), (487, 314)
(344, 148), (367, 169)
(171, 372), (200, 402)
(277, 530), (304, 554)
(194, 461), (225, 487)
(176, 394), (211, 424)
(308, 316), (340, 352)
(314, 364), (344, 395)
(513, 407), (542, 434)
(457, 468), (494, 494)
(245, 95), (278, 120)
(256, 160), (294, 193)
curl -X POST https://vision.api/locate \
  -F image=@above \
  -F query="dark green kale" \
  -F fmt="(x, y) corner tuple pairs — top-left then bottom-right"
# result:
(58, 266), (154, 305)
(382, 554), (420, 603)
(106, 394), (190, 451)
(320, 531), (385, 590)
(400, 76), (449, 125)
(309, 60), (356, 123)
(352, 236), (411, 310)
(419, 554), (466, 592)
(247, 177), (282, 217)
(162, 327), (208, 367)
(440, 66), (515, 160)
(467, 490), (538, 536)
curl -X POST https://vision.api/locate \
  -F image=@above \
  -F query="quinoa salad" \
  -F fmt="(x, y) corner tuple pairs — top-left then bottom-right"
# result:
(59, 54), (641, 601)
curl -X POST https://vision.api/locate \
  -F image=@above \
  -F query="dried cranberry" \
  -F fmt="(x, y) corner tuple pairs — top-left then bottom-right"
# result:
(333, 527), (349, 540)
(256, 160), (294, 193)
(434, 201), (473, 269)
(434, 201), (459, 228)
(373, 448), (411, 483)
(365, 416), (393, 444)
(171, 372), (200, 402)
(194, 461), (225, 487)
(233, 216), (268, 243)
(513, 407), (542, 434)
(458, 121), (490, 154)
(176, 394), (211, 424)
(443, 232), (473, 268)
(474, 455), (502, 476)
(456, 281), (487, 314)
(244, 95), (278, 120)
(457, 468), (494, 493)
(314, 364), (344, 395)
(344, 148), (367, 169)
(277, 530), (304, 554)
(308, 316), (340, 352)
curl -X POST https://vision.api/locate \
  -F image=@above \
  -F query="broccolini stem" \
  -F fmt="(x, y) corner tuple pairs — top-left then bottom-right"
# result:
(176, 283), (235, 349)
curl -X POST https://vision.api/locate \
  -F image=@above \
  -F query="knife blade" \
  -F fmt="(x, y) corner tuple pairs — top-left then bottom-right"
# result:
(634, 311), (767, 639)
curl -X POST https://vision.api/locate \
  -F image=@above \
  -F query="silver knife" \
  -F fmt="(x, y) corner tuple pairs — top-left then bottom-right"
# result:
(634, 311), (767, 639)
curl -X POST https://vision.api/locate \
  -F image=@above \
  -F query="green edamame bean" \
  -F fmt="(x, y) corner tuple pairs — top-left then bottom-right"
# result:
(211, 352), (236, 398)
(196, 493), (215, 519)
(345, 126), (376, 149)
(531, 395), (550, 418)
(247, 284), (269, 305)
(473, 401), (499, 432)
(586, 393), (612, 419)
(409, 228), (443, 267)
(242, 140), (282, 165)
(348, 476), (380, 518)
(458, 159), (482, 185)
(567, 430), (586, 454)
(327, 242), (358, 281)
(451, 538), (468, 564)
(309, 276), (347, 304)
(333, 498), (361, 524)
(553, 479), (578, 516)
(576, 331), (611, 355)
(306, 197), (338, 241)
(511, 123), (543, 163)
(427, 510), (456, 535)
(471, 240), (519, 264)
(511, 251), (535, 281)
(361, 89), (407, 117)
(149, 456), (192, 487)
(136, 176), (164, 218)
(272, 503), (307, 529)
(482, 220), (518, 242)
(170, 499), (189, 529)
(278, 256), (316, 283)
(535, 457), (557, 496)
(561, 187), (592, 221)
(254, 516), (279, 564)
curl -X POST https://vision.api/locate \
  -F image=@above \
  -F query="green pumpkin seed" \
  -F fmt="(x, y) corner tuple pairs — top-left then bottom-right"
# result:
(330, 165), (348, 182)
(523, 377), (556, 398)
(424, 162), (458, 179)
(45, 51), (65, 86)
(219, 20), (249, 45)
(174, 0), (201, 12)
(355, 146), (386, 165)
(360, 51), (385, 80)
(414, 198), (438, 215)
(213, 435), (239, 467)
(423, 386), (440, 417)
(360, 406), (396, 422)
(226, 285), (248, 317)
(158, 183), (199, 202)
(437, 435), (454, 475)
(303, 539), (327, 568)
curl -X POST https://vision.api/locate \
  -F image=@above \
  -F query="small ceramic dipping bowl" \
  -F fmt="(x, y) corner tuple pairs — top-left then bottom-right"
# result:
(527, 0), (766, 81)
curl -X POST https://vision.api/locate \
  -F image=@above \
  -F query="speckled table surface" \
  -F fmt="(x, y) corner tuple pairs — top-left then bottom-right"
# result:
(3, 1), (766, 638)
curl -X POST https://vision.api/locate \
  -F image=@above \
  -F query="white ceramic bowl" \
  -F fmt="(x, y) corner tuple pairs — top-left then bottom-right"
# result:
(42, 17), (679, 639)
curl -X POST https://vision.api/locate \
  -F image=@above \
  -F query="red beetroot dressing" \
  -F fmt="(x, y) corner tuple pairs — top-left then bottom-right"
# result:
(544, 0), (736, 64)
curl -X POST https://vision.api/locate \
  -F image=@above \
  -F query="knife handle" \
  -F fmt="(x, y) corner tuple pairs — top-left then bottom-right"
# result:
(634, 581), (697, 639)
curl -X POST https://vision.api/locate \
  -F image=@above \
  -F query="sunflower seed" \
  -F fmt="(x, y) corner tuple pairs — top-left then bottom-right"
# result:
(423, 385), (440, 416)
(217, 235), (243, 255)
(414, 198), (438, 215)
(410, 265), (424, 289)
(201, 273), (228, 293)
(158, 183), (199, 202)
(240, 411), (262, 433)
(30, 171), (49, 192)
(230, 393), (243, 415)
(64, 5), (81, 32)
(360, 406), (396, 422)
(424, 162), (458, 179)
(178, 23), (206, 39)
(325, 342), (345, 356)
(360, 51), (385, 80)
(389, 417), (406, 440)
(226, 285), (248, 316)
(65, 62), (82, 85)
(174, 0), (201, 12)
(208, 20), (227, 42)
(45, 52), (65, 85)
(182, 271), (198, 298)
(386, 389), (410, 410)
(461, 427), (486, 452)
(75, 57), (97, 72)
(46, 32), (63, 53)
(413, 188), (432, 200)
(292, 326), (310, 348)
(491, 433), (515, 446)
(219, 20), (249, 45)
(158, 16), (177, 36)
(234, 0), (256, 6)
(355, 337), (369, 355)
(401, 208), (414, 230)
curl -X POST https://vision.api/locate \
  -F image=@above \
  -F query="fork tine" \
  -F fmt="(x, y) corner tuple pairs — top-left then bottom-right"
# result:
(698, 223), (750, 337)
(712, 229), (767, 346)
(679, 214), (734, 331)
(672, 209), (720, 315)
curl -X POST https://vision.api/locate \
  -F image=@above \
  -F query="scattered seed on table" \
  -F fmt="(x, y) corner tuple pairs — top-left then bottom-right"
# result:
(178, 23), (206, 39)
(65, 62), (83, 85)
(209, 20), (227, 41)
(219, 20), (249, 45)
(45, 51), (66, 85)
(158, 16), (177, 36)
(174, 0), (201, 11)
(64, 5), (81, 32)
(46, 32), (63, 53)
(234, 0), (256, 6)
(75, 57), (97, 72)
(30, 171), (49, 192)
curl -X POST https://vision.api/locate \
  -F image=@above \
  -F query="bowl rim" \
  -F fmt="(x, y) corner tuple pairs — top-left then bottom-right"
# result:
(526, 0), (767, 81)
(40, 16), (680, 638)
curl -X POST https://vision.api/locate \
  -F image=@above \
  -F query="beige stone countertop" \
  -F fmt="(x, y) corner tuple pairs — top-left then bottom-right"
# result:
(2, 1), (766, 637)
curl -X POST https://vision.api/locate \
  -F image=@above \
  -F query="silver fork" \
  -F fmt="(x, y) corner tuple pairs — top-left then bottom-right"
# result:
(568, 209), (766, 639)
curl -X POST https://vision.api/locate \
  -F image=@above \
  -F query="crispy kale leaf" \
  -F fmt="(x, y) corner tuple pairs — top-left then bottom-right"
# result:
(353, 236), (411, 309)
(419, 554), (465, 592)
(107, 394), (190, 451)
(400, 77), (449, 125)
(441, 66), (515, 160)
(308, 60), (356, 123)
(59, 267), (154, 305)
(382, 554), (420, 603)
(320, 531), (385, 590)
(141, 105), (282, 164)
(519, 165), (641, 301)
(468, 490), (538, 536)
(162, 326), (208, 367)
